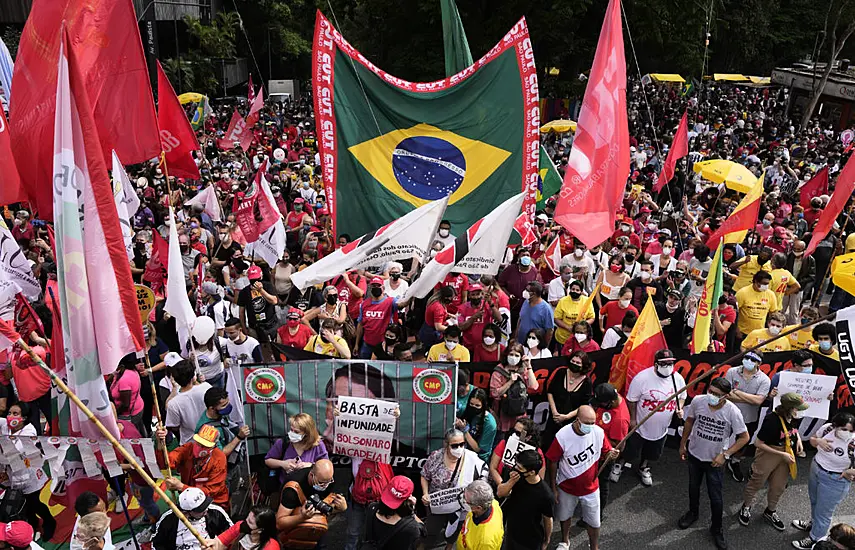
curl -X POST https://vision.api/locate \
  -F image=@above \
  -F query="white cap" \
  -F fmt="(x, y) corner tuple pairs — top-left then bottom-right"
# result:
(178, 487), (212, 513)
(164, 352), (183, 368)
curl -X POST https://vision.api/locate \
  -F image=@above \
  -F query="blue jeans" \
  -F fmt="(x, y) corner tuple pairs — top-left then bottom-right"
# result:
(359, 342), (374, 359)
(810, 460), (850, 541)
(206, 370), (226, 389)
(687, 453), (724, 533)
(344, 499), (366, 550)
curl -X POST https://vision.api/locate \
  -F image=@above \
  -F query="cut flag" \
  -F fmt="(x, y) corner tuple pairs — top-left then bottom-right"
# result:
(544, 235), (563, 275)
(157, 61), (201, 180)
(609, 296), (667, 393)
(111, 150), (141, 260)
(185, 185), (223, 222)
(0, 108), (24, 205)
(537, 145), (562, 209)
(217, 110), (253, 151)
(805, 156), (855, 256)
(234, 160), (280, 243)
(245, 175), (288, 267)
(799, 166), (829, 209)
(554, 0), (629, 249)
(52, 31), (145, 439)
(0, 218), (41, 300)
(514, 213), (538, 248)
(404, 193), (524, 299)
(12, 0), (161, 221)
(705, 173), (764, 250)
(291, 196), (450, 291)
(655, 111), (688, 192)
(690, 245), (724, 353)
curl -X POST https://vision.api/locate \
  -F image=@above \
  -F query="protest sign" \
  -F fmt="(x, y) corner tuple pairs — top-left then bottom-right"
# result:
(773, 371), (836, 419)
(135, 284), (155, 322)
(429, 486), (465, 515)
(334, 395), (398, 463)
(501, 433), (535, 468)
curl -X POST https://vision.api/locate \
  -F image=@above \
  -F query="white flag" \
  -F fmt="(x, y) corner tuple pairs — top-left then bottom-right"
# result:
(185, 184), (222, 222)
(290, 196), (450, 291)
(164, 207), (197, 332)
(111, 150), (139, 260)
(0, 219), (40, 300)
(404, 193), (524, 299)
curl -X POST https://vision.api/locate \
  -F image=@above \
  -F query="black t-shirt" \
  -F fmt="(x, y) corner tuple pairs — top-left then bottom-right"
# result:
(502, 478), (554, 545)
(655, 302), (686, 349)
(286, 286), (323, 312)
(363, 503), (426, 550)
(215, 241), (242, 264)
(238, 282), (278, 330)
(756, 411), (798, 448)
(280, 467), (333, 510)
(547, 369), (592, 419)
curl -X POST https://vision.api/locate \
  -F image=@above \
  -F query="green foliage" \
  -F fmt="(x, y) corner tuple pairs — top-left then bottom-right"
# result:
(185, 12), (240, 57)
(1, 27), (20, 59)
(166, 12), (241, 95)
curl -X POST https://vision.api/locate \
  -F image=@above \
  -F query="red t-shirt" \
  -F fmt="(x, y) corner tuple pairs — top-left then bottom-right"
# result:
(12, 351), (52, 402)
(492, 438), (545, 476)
(595, 398), (630, 443)
(473, 344), (505, 363)
(358, 297), (398, 346)
(219, 522), (280, 550)
(435, 273), (469, 314)
(561, 338), (600, 356)
(277, 323), (313, 349)
(335, 274), (367, 320)
(424, 300), (448, 328)
(599, 302), (639, 330)
(714, 305), (737, 342)
(457, 300), (492, 350)
(286, 210), (306, 230)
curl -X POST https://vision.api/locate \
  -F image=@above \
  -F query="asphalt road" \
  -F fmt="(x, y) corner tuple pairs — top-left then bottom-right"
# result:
(322, 448), (855, 549)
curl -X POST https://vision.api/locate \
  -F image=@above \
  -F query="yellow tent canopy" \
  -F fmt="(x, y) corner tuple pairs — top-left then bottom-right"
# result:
(540, 119), (577, 133)
(649, 73), (685, 83)
(693, 159), (758, 194)
(748, 76), (771, 85)
(178, 92), (206, 105)
(713, 74), (750, 82)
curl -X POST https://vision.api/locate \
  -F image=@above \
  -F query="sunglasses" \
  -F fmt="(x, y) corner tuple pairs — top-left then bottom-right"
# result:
(449, 442), (466, 449)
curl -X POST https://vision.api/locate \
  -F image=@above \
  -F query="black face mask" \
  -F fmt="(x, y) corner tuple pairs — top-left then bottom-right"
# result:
(464, 406), (482, 422)
(658, 235), (667, 243)
(569, 363), (584, 373)
(384, 336), (396, 347)
(239, 521), (253, 535)
(625, 253), (635, 263)
(390, 273), (401, 280)
(371, 287), (383, 298)
(326, 295), (337, 305)
(470, 297), (482, 306)
(569, 291), (582, 300)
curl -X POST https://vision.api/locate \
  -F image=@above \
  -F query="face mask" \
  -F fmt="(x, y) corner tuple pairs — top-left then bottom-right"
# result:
(768, 325), (782, 336)
(561, 273), (573, 282)
(820, 341), (833, 352)
(625, 253), (635, 263)
(569, 290), (582, 300)
(656, 364), (674, 377)
(758, 284), (769, 292)
(295, 204), (303, 212)
(367, 286), (382, 298)
(326, 295), (337, 305)
(507, 355), (521, 366)
(483, 336), (496, 346)
(574, 333), (587, 343)
(662, 247), (672, 256)
(620, 224), (631, 232)
(619, 299), (631, 308)
(801, 366), (813, 374)
(519, 256), (532, 267)
(707, 394), (721, 407)
(640, 271), (652, 282)
(7, 418), (21, 429)
(610, 265), (622, 273)
(449, 446), (465, 458)
(836, 428), (854, 441)
(763, 219), (772, 227)
(313, 482), (331, 492)
(647, 222), (657, 231)
(742, 359), (758, 371)
(302, 182), (310, 189)
(574, 248), (584, 258)
(569, 362), (584, 373)
(287, 319), (300, 328)
(578, 422), (593, 435)
(438, 229), (450, 238)
(217, 403), (233, 417)
(470, 297), (482, 306)
(445, 341), (458, 351)
(288, 431), (304, 443)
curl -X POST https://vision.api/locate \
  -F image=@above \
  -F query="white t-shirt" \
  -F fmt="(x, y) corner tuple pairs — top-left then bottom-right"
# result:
(226, 335), (260, 365)
(525, 348), (553, 360)
(814, 423), (855, 473)
(70, 515), (114, 550)
(559, 255), (596, 290)
(200, 300), (230, 331)
(183, 337), (230, 380)
(0, 420), (46, 494)
(547, 277), (571, 303)
(384, 279), (409, 300)
(165, 382), (213, 444)
(626, 367), (685, 441)
(649, 255), (677, 277)
(156, 504), (232, 550)
(601, 326), (625, 349)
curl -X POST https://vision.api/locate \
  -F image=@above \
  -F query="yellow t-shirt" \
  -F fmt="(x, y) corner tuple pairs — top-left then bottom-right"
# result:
(742, 328), (791, 352)
(769, 268), (796, 309)
(427, 342), (471, 363)
(553, 295), (595, 344)
(785, 325), (815, 350)
(458, 500), (504, 550)
(733, 256), (768, 292)
(735, 285), (779, 335)
(304, 334), (349, 357)
(809, 343), (840, 361)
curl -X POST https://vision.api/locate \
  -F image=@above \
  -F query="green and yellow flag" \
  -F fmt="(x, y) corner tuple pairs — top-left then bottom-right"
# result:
(538, 145), (562, 208)
(690, 245), (724, 353)
(312, 11), (539, 238)
(441, 0), (473, 76)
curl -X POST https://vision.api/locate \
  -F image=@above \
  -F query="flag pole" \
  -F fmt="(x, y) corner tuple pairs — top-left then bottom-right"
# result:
(598, 311), (838, 475)
(142, 353), (173, 479)
(16, 339), (209, 547)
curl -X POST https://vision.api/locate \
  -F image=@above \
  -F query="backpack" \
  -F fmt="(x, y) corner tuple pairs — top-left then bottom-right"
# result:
(496, 366), (528, 417)
(351, 460), (394, 506)
(278, 481), (336, 549)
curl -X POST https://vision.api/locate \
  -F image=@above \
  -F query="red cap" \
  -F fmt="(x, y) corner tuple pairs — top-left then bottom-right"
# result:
(293, 197), (305, 203)
(370, 276), (384, 286)
(247, 265), (263, 280)
(0, 521), (34, 546)
(469, 282), (484, 291)
(640, 206), (652, 213)
(380, 476), (414, 508)
(774, 226), (787, 237)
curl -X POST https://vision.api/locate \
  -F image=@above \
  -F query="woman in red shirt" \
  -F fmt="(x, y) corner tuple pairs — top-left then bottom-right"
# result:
(598, 286), (638, 332)
(561, 321), (601, 356)
(418, 286), (454, 351)
(473, 324), (505, 363)
(209, 505), (279, 550)
(277, 308), (314, 349)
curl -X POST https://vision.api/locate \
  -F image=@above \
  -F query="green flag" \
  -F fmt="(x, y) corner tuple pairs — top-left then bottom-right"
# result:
(538, 145), (562, 209)
(441, 0), (474, 76)
(313, 12), (539, 238)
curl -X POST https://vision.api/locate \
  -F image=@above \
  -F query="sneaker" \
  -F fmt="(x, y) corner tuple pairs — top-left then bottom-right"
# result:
(609, 462), (623, 483)
(764, 509), (785, 531)
(639, 466), (653, 486)
(738, 506), (751, 526)
(792, 519), (812, 532)
(556, 543), (570, 550)
(678, 511), (699, 529)
(711, 529), (728, 550)
(727, 459), (745, 482)
(792, 537), (816, 549)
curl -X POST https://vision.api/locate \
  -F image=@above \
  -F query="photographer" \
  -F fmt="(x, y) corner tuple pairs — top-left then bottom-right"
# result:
(275, 459), (347, 549)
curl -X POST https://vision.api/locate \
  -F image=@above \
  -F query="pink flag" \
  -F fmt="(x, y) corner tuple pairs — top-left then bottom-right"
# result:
(799, 166), (829, 209)
(514, 213), (538, 248)
(248, 74), (255, 103)
(52, 30), (145, 439)
(247, 87), (264, 127)
(544, 235), (563, 275)
(655, 111), (688, 192)
(217, 110), (253, 151)
(805, 157), (855, 256)
(0, 109), (23, 205)
(553, 0), (629, 248)
(157, 62), (201, 180)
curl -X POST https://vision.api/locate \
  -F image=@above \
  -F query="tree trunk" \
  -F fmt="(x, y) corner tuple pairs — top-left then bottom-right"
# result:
(800, 57), (837, 130)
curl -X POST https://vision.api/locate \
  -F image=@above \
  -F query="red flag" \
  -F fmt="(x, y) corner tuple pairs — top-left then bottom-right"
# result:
(553, 0), (629, 249)
(704, 173), (764, 250)
(799, 166), (829, 209)
(246, 87), (265, 127)
(610, 298), (668, 393)
(514, 213), (538, 248)
(544, 235), (563, 275)
(156, 62), (201, 180)
(234, 193), (261, 243)
(11, 0), (160, 221)
(216, 110), (250, 151)
(15, 294), (44, 340)
(805, 157), (855, 256)
(248, 74), (255, 103)
(143, 230), (169, 292)
(0, 109), (23, 205)
(0, 319), (20, 351)
(254, 160), (280, 234)
(655, 111), (689, 192)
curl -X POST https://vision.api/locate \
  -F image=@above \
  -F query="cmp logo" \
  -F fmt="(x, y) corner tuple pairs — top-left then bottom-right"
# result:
(412, 368), (453, 404)
(245, 367), (286, 404)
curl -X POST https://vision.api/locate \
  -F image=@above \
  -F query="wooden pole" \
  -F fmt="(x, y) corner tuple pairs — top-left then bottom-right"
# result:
(17, 340), (209, 546)
(142, 352), (173, 480)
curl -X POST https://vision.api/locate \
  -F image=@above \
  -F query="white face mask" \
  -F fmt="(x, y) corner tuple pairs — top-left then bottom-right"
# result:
(574, 248), (584, 258)
(656, 364), (674, 377)
(640, 271), (652, 282)
(507, 355), (521, 366)
(527, 337), (539, 349)
(483, 336), (496, 346)
(574, 333), (587, 343)
(662, 247), (672, 256)
(288, 431), (304, 443)
(620, 224), (631, 232)
(445, 341), (458, 351)
(438, 229), (450, 238)
(742, 359), (758, 371)
(768, 325), (782, 336)
(758, 284), (770, 292)
(449, 446), (464, 458)
(619, 299), (631, 308)
(522, 290), (530, 300)
(836, 428), (854, 442)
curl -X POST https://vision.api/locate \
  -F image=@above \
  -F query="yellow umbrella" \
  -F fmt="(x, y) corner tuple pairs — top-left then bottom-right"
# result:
(540, 119), (577, 133)
(693, 159), (758, 194)
(178, 92), (206, 105)
(833, 252), (855, 297)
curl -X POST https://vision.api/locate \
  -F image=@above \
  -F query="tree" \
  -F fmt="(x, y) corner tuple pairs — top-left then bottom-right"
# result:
(164, 12), (240, 95)
(800, 0), (855, 128)
(1, 27), (21, 59)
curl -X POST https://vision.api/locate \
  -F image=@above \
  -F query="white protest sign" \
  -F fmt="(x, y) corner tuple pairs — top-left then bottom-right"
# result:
(501, 434), (535, 468)
(334, 396), (398, 464)
(773, 371), (836, 420)
(428, 486), (464, 515)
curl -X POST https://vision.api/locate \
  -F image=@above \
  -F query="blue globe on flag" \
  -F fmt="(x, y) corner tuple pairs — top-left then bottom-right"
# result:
(392, 136), (466, 199)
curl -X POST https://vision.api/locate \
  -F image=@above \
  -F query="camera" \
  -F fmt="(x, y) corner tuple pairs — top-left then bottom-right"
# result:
(307, 493), (334, 515)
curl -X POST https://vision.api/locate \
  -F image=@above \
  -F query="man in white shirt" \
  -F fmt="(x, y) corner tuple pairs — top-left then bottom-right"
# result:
(223, 318), (262, 364)
(548, 265), (575, 306)
(617, 350), (685, 486)
(586, 244), (609, 286)
(165, 360), (213, 444)
(70, 493), (113, 550)
(560, 241), (596, 292)
(436, 219), (455, 250)
(601, 313), (636, 349)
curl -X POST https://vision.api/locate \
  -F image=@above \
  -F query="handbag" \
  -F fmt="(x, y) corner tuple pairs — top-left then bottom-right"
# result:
(779, 415), (798, 479)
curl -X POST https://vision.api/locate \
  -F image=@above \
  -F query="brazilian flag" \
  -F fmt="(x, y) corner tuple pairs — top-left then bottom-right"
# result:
(537, 144), (562, 209)
(313, 11), (539, 237)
